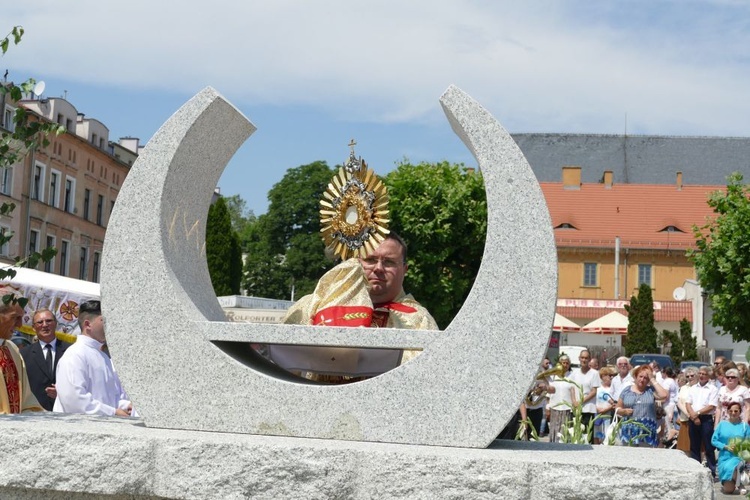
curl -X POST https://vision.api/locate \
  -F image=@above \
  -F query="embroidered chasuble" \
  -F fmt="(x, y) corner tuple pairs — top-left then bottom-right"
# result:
(0, 340), (43, 414)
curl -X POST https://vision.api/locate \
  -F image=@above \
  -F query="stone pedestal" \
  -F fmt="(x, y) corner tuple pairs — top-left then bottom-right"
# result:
(2, 414), (712, 499)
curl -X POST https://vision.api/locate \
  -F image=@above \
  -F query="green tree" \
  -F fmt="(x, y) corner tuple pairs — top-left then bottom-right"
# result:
(242, 161), (335, 299)
(206, 197), (242, 295)
(223, 194), (255, 242)
(0, 26), (60, 305)
(688, 173), (750, 342)
(679, 319), (698, 361)
(624, 283), (658, 355)
(385, 161), (487, 328)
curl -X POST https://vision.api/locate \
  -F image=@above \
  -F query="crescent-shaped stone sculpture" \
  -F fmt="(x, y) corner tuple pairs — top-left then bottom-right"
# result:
(101, 85), (557, 448)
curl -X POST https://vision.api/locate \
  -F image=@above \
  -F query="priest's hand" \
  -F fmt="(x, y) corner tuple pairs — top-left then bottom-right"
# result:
(45, 384), (57, 399)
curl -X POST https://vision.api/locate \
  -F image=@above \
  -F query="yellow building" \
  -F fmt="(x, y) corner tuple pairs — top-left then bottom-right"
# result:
(541, 167), (722, 340)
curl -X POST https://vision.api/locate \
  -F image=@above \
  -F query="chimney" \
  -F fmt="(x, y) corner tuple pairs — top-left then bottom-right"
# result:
(562, 166), (582, 190)
(676, 171), (683, 191)
(603, 170), (614, 189)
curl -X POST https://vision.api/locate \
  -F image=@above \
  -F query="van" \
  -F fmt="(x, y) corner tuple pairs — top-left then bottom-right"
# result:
(628, 353), (674, 371)
(560, 346), (587, 368)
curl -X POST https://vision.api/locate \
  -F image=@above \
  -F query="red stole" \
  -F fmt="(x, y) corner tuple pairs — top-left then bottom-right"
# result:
(0, 344), (21, 413)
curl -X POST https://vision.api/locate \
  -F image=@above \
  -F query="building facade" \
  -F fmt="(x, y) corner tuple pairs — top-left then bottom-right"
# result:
(0, 90), (137, 282)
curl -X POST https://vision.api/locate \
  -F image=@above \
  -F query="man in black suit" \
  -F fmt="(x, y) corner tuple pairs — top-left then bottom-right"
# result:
(21, 308), (70, 411)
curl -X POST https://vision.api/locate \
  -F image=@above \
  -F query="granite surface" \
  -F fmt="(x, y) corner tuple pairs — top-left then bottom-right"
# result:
(100, 85), (557, 448)
(0, 414), (714, 500)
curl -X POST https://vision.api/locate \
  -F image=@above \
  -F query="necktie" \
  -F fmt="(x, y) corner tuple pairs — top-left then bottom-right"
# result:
(45, 344), (53, 376)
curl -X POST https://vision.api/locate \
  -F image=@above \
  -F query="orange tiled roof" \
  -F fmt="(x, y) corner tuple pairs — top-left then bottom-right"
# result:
(540, 183), (723, 250)
(557, 301), (692, 322)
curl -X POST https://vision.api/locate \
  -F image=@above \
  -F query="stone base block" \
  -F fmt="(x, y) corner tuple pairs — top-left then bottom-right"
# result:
(2, 414), (712, 499)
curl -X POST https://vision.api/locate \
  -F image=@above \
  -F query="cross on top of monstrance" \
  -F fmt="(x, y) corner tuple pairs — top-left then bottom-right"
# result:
(319, 139), (390, 260)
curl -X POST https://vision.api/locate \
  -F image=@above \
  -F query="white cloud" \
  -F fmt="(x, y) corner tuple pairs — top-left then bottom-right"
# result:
(4, 0), (750, 135)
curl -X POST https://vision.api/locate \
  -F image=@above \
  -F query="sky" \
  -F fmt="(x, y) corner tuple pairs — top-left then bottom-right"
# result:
(3, 1), (750, 215)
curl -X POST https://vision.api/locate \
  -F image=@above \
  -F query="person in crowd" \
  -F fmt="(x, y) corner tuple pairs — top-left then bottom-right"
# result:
(686, 365), (720, 479)
(20, 308), (71, 411)
(615, 365), (668, 447)
(611, 356), (633, 402)
(546, 354), (575, 443)
(649, 361), (664, 385)
(593, 365), (616, 444)
(659, 366), (679, 442)
(524, 360), (549, 438)
(53, 300), (133, 416)
(0, 291), (43, 414)
(570, 349), (600, 437)
(676, 369), (698, 455)
(715, 368), (750, 426)
(589, 357), (600, 371)
(711, 401), (750, 495)
(539, 357), (552, 436)
(737, 363), (749, 387)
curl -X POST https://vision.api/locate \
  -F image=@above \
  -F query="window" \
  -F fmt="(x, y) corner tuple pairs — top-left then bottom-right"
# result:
(63, 178), (76, 213)
(0, 166), (12, 196)
(92, 252), (100, 283)
(48, 170), (61, 207)
(638, 264), (652, 287)
(110, 200), (115, 215)
(3, 106), (14, 132)
(79, 247), (88, 280)
(583, 262), (598, 287)
(28, 229), (39, 257)
(32, 162), (46, 201)
(96, 194), (104, 225)
(0, 226), (10, 256)
(59, 240), (69, 276)
(44, 235), (56, 272)
(83, 189), (91, 220)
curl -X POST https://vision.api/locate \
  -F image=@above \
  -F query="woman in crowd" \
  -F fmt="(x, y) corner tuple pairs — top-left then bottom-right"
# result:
(715, 368), (750, 426)
(616, 365), (668, 447)
(660, 366), (679, 442)
(546, 355), (574, 443)
(676, 368), (698, 455)
(593, 365), (616, 444)
(738, 363), (749, 387)
(711, 401), (750, 495)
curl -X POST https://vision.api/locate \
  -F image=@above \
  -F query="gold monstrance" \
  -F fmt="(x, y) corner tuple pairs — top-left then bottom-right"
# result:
(320, 140), (389, 260)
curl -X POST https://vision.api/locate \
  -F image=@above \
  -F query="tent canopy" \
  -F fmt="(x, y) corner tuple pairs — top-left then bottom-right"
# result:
(581, 311), (629, 334)
(553, 313), (580, 332)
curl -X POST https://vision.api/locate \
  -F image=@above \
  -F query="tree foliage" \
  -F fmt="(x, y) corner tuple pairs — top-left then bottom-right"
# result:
(205, 197), (242, 296)
(223, 194), (255, 243)
(661, 319), (696, 366)
(242, 161), (335, 299)
(385, 161), (487, 329)
(688, 173), (750, 342)
(0, 26), (60, 305)
(624, 283), (658, 355)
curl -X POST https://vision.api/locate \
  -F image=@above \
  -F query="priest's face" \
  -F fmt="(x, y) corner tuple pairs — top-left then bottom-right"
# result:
(360, 238), (407, 304)
(32, 311), (57, 344)
(86, 315), (107, 344)
(0, 304), (24, 341)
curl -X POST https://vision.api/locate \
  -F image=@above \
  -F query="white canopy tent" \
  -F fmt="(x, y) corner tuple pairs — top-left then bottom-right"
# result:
(581, 311), (629, 335)
(553, 313), (581, 332)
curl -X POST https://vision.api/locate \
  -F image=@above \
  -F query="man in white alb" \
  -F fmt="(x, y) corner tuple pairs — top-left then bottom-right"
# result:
(53, 300), (133, 417)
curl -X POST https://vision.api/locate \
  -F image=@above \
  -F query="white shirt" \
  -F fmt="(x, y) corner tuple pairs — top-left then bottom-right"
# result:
(686, 381), (719, 415)
(658, 377), (679, 407)
(548, 372), (574, 410)
(611, 372), (633, 401)
(53, 335), (131, 416)
(570, 367), (601, 413)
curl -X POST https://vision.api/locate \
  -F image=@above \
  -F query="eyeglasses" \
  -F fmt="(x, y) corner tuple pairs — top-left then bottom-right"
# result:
(729, 410), (741, 414)
(361, 257), (404, 270)
(34, 319), (55, 325)
(686, 375), (695, 378)
(727, 376), (738, 380)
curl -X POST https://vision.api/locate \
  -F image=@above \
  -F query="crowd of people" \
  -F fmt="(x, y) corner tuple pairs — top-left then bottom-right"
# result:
(520, 350), (750, 494)
(0, 292), (134, 419)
